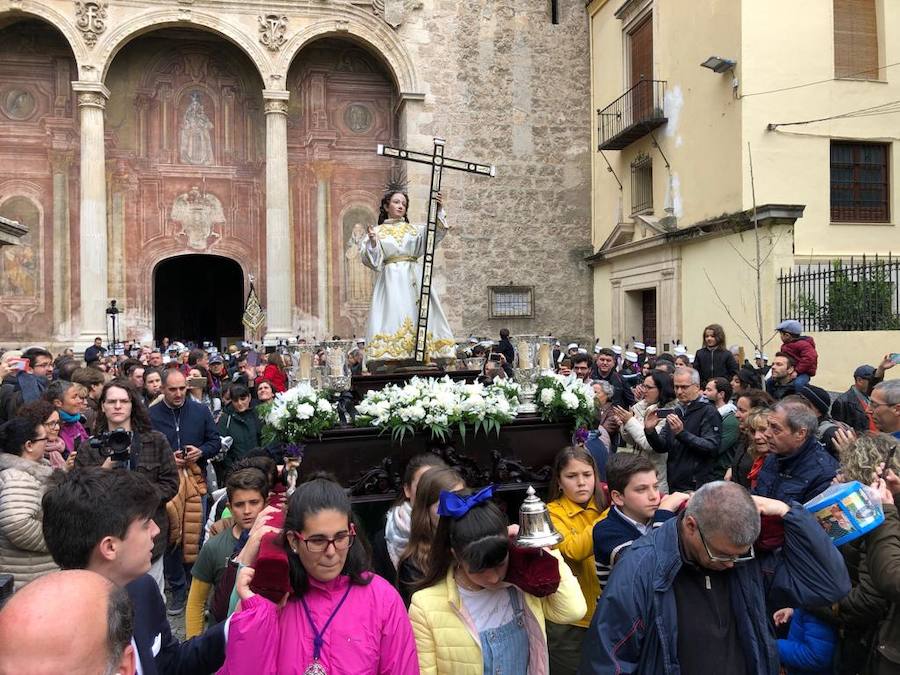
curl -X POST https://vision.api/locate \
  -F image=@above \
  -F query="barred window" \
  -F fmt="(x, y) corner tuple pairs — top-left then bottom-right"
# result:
(631, 153), (653, 214)
(489, 286), (534, 319)
(831, 141), (889, 223)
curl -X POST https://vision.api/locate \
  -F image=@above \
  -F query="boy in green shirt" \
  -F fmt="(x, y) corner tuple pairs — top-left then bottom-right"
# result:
(186, 467), (268, 636)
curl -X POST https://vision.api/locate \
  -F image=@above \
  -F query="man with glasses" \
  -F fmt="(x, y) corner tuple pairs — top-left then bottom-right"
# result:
(0, 347), (52, 422)
(580, 481), (851, 674)
(870, 379), (900, 440)
(646, 366), (723, 492)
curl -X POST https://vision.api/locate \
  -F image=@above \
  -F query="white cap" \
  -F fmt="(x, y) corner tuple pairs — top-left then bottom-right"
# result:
(611, 345), (623, 355)
(674, 345), (687, 356)
(688, 354), (695, 364)
(577, 348), (589, 354)
(633, 341), (645, 350)
(625, 351), (638, 363)
(554, 340), (561, 346)
(646, 346), (657, 355)
(567, 343), (578, 350)
(593, 345), (602, 354)
(468, 337), (478, 344)
(357, 338), (366, 345)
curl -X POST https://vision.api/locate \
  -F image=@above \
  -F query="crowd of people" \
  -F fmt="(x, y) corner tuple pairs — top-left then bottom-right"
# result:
(0, 321), (897, 675)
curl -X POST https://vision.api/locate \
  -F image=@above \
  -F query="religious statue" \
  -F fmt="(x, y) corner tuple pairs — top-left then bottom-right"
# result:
(344, 222), (373, 303)
(360, 190), (456, 362)
(170, 186), (224, 250)
(179, 91), (214, 166)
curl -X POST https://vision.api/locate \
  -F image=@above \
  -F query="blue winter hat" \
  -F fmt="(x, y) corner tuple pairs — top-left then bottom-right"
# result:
(775, 319), (803, 335)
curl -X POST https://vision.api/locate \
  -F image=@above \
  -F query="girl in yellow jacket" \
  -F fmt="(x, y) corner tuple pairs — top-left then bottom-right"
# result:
(408, 485), (586, 674)
(546, 446), (607, 675)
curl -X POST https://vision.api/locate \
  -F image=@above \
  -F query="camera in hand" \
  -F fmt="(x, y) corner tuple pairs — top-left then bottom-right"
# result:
(89, 428), (133, 463)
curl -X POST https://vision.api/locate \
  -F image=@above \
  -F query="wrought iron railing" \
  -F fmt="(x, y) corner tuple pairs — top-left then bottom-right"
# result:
(778, 254), (900, 331)
(597, 79), (667, 150)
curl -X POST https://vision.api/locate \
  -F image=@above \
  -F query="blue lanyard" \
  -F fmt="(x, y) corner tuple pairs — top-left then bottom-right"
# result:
(300, 583), (353, 662)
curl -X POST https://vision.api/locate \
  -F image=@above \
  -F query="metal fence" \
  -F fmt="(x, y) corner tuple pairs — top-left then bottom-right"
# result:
(777, 254), (900, 331)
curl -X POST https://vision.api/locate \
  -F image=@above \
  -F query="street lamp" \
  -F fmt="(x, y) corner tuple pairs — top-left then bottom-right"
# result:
(700, 56), (737, 74)
(106, 299), (121, 354)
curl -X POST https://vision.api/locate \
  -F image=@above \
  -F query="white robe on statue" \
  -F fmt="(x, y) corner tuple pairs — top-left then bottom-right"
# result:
(361, 211), (456, 361)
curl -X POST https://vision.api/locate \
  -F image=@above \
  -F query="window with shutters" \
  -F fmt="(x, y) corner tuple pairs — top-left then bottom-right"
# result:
(830, 141), (890, 223)
(833, 0), (879, 79)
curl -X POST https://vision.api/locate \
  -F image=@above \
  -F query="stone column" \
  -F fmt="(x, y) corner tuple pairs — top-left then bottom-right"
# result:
(49, 151), (72, 339)
(262, 90), (293, 341)
(311, 161), (333, 335)
(72, 81), (110, 344)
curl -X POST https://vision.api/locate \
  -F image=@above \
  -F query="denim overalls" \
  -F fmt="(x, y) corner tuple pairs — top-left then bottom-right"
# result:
(479, 587), (529, 674)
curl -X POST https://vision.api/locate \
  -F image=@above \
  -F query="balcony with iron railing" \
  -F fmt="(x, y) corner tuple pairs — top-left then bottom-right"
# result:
(597, 79), (667, 151)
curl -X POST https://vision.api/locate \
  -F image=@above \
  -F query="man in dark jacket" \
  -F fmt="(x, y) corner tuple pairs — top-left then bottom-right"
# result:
(0, 347), (52, 421)
(496, 328), (515, 365)
(579, 481), (851, 675)
(149, 370), (221, 467)
(766, 352), (800, 401)
(831, 364), (877, 432)
(753, 399), (839, 504)
(591, 348), (635, 409)
(84, 336), (107, 364)
(42, 468), (227, 675)
(646, 366), (722, 491)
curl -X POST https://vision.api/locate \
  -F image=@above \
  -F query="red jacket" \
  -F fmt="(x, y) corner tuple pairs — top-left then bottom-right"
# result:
(780, 335), (818, 376)
(261, 364), (287, 392)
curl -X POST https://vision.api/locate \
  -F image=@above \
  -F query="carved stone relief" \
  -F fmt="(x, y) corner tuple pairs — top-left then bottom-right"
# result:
(170, 186), (224, 250)
(2, 89), (36, 121)
(258, 14), (288, 52)
(74, 0), (107, 47)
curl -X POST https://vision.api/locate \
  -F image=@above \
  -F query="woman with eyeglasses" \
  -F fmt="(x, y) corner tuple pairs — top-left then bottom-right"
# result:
(16, 400), (71, 471)
(0, 417), (59, 590)
(222, 473), (418, 674)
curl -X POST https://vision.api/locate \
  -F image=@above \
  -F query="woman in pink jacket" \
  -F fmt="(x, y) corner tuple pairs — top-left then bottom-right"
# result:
(220, 473), (419, 675)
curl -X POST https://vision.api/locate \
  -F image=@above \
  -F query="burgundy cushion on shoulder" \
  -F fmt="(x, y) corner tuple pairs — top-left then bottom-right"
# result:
(248, 508), (290, 602)
(504, 539), (561, 598)
(756, 514), (785, 551)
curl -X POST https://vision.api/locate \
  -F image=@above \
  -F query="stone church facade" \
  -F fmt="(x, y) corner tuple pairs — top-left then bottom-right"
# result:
(0, 0), (593, 347)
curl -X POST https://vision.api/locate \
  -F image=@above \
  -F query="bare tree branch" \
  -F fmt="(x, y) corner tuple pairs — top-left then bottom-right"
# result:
(703, 269), (760, 350)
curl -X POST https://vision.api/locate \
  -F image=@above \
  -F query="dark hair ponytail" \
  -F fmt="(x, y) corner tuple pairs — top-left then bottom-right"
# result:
(413, 488), (508, 592)
(281, 472), (372, 596)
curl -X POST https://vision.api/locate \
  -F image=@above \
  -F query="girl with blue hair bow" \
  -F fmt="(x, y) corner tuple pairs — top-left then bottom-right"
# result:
(408, 485), (586, 674)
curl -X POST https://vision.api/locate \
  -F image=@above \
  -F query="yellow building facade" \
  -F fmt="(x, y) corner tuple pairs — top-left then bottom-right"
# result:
(588, 0), (899, 390)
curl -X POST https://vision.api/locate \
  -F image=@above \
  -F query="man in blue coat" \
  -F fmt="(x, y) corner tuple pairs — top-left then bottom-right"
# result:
(578, 481), (850, 675)
(149, 369), (221, 467)
(42, 468), (226, 675)
(753, 399), (839, 504)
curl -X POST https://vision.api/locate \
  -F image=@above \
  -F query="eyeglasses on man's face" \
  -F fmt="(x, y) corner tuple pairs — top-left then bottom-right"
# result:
(697, 523), (755, 563)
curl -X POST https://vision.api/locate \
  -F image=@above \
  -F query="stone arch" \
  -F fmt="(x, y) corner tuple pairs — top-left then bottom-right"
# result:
(0, 4), (87, 72)
(95, 9), (270, 86)
(277, 19), (422, 96)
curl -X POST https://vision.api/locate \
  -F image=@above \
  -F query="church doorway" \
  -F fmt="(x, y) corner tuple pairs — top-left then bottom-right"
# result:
(153, 254), (243, 345)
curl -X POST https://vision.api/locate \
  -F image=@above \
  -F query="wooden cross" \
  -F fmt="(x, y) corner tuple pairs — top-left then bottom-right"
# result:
(376, 137), (495, 362)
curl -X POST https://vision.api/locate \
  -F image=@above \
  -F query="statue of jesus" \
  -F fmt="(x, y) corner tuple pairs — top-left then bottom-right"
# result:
(360, 190), (456, 362)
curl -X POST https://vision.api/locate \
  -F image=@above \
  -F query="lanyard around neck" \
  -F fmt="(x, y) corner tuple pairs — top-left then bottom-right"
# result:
(300, 583), (353, 662)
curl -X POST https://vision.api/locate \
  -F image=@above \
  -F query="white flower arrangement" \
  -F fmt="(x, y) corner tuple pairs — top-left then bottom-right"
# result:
(534, 373), (596, 429)
(259, 383), (339, 448)
(354, 376), (520, 442)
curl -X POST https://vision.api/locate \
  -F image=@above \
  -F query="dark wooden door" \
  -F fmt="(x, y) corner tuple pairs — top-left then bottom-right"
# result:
(641, 288), (657, 346)
(629, 15), (653, 120)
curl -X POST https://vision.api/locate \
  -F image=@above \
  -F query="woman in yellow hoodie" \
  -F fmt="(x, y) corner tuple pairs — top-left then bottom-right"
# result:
(408, 485), (586, 675)
(546, 446), (607, 674)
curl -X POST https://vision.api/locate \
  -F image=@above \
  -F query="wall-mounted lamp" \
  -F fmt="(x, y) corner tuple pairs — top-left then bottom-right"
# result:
(700, 56), (737, 73)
